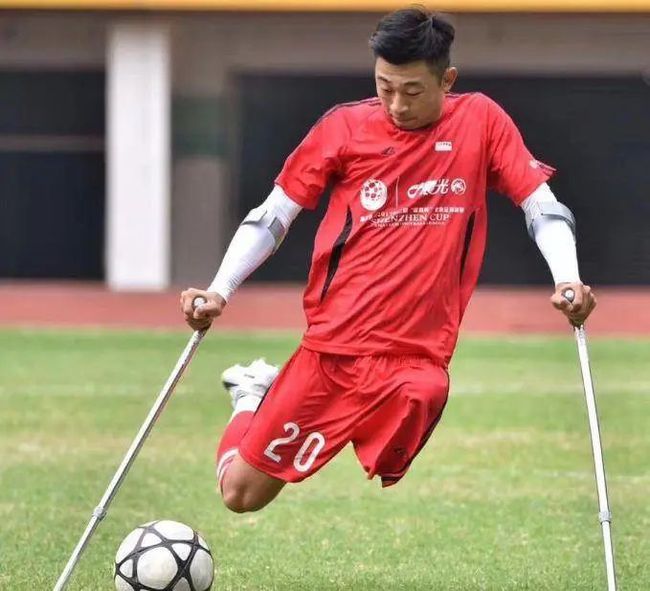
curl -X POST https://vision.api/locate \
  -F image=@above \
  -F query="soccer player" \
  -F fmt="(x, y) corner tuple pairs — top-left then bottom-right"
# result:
(180, 8), (596, 513)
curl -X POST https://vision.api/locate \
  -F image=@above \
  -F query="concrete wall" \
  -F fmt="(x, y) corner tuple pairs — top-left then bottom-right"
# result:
(1, 11), (649, 286)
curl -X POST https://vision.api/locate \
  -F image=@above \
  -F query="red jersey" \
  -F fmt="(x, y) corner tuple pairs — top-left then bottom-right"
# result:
(275, 93), (554, 365)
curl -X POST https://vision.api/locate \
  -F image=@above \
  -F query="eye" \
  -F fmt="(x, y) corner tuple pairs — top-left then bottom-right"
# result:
(407, 91), (423, 97)
(379, 87), (393, 94)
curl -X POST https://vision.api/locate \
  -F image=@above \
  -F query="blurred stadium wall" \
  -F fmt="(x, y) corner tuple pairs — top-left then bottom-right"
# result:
(0, 3), (648, 290)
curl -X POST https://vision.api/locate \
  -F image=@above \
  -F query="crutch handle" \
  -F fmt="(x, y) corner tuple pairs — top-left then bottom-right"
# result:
(192, 296), (207, 310)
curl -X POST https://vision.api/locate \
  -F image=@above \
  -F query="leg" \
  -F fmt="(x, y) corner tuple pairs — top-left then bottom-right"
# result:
(220, 454), (285, 513)
(235, 348), (359, 489)
(215, 359), (285, 513)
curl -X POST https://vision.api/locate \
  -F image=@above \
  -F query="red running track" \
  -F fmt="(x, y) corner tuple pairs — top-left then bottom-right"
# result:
(0, 282), (647, 336)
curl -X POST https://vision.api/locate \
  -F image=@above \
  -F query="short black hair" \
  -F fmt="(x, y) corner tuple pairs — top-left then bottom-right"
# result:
(369, 7), (455, 78)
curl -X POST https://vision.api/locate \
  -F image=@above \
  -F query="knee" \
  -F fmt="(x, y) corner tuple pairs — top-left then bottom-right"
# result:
(221, 483), (268, 514)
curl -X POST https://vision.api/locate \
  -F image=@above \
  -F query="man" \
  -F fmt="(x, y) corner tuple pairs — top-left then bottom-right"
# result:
(180, 8), (596, 514)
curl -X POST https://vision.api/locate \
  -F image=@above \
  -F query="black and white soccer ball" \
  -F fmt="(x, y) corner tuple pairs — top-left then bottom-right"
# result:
(114, 520), (214, 591)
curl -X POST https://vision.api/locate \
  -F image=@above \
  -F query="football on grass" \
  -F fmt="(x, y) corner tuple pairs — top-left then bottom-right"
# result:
(114, 520), (214, 591)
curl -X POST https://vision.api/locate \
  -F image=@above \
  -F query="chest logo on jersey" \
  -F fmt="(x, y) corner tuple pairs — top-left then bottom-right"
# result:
(360, 178), (388, 211)
(407, 178), (467, 199)
(435, 141), (453, 152)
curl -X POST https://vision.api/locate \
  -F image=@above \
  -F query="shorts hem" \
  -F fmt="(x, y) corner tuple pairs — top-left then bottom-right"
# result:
(237, 445), (295, 484)
(365, 467), (407, 488)
(380, 475), (405, 488)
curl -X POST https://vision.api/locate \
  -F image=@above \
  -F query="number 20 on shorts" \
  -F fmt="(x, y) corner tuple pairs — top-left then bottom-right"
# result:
(263, 422), (326, 473)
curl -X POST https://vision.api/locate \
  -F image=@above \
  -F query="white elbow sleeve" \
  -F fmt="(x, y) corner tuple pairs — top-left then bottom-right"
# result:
(521, 183), (581, 285)
(242, 185), (302, 252)
(522, 183), (576, 241)
(206, 186), (303, 301)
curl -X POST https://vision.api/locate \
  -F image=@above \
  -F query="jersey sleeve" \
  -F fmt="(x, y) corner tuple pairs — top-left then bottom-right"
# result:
(485, 97), (555, 205)
(275, 109), (347, 210)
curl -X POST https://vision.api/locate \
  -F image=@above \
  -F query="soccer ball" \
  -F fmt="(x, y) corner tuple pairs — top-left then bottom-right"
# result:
(114, 520), (214, 591)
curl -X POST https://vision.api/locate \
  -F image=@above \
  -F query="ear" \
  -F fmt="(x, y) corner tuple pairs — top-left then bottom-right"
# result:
(441, 67), (458, 92)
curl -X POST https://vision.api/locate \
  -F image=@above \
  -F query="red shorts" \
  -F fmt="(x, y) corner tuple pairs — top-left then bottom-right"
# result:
(238, 346), (449, 487)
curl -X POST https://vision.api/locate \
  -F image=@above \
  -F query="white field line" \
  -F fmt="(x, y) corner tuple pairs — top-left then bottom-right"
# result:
(0, 383), (197, 397)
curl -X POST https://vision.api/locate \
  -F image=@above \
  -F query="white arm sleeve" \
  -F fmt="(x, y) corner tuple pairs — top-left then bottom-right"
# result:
(520, 183), (581, 285)
(207, 185), (302, 301)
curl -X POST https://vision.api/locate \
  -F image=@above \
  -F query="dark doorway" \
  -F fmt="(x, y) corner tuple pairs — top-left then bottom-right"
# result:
(0, 71), (105, 279)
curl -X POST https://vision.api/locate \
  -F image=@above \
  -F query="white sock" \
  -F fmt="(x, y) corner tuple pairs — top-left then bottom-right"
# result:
(232, 394), (262, 417)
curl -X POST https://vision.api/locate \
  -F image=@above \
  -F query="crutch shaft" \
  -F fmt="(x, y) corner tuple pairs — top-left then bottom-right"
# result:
(52, 328), (207, 591)
(573, 325), (617, 591)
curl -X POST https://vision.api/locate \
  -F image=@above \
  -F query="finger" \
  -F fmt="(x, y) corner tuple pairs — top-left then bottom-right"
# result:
(180, 290), (192, 314)
(568, 307), (589, 325)
(181, 289), (201, 315)
(556, 299), (571, 311)
(193, 301), (219, 319)
(184, 306), (204, 319)
(568, 309), (584, 322)
(194, 317), (212, 330)
(583, 286), (596, 310)
(551, 293), (571, 310)
(573, 288), (592, 316)
(567, 289), (584, 312)
(186, 315), (209, 330)
(567, 290), (591, 317)
(580, 293), (597, 320)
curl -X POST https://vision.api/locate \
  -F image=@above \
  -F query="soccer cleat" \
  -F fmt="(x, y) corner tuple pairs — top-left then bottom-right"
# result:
(221, 358), (279, 411)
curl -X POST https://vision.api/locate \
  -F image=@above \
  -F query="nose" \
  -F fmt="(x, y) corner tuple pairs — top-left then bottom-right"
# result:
(391, 95), (409, 116)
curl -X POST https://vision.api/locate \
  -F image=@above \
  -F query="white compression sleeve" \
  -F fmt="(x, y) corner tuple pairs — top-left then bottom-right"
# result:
(207, 185), (302, 301)
(520, 183), (581, 285)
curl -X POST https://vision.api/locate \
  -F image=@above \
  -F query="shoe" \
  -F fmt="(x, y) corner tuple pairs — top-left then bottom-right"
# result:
(221, 358), (279, 409)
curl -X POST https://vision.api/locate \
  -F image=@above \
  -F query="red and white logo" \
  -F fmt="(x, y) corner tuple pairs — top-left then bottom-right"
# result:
(407, 179), (450, 199)
(451, 178), (467, 195)
(407, 178), (467, 200)
(360, 179), (388, 211)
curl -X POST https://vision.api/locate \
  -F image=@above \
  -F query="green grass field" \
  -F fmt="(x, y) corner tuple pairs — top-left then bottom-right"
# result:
(1, 329), (649, 590)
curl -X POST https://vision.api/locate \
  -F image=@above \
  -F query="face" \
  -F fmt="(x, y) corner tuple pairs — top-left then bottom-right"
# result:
(375, 57), (457, 131)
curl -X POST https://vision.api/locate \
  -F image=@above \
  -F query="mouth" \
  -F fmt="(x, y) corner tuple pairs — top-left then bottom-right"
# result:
(393, 117), (415, 127)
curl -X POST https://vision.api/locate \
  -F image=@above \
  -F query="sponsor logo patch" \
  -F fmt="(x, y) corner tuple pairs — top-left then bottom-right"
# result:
(360, 205), (465, 228)
(360, 178), (388, 211)
(408, 179), (450, 199)
(407, 178), (467, 199)
(435, 141), (453, 152)
(450, 178), (466, 195)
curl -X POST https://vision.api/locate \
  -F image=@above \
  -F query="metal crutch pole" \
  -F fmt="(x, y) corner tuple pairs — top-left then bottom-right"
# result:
(564, 289), (617, 591)
(53, 299), (208, 591)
